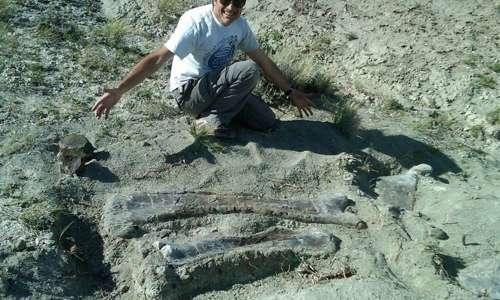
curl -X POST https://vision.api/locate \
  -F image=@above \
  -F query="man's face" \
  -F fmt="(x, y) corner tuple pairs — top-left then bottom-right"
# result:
(213, 0), (245, 26)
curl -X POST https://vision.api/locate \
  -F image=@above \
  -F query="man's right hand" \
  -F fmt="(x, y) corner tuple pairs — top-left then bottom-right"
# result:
(91, 88), (122, 119)
(90, 46), (173, 119)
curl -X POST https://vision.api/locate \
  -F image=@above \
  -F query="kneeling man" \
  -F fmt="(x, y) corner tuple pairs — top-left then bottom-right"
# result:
(92, 0), (313, 138)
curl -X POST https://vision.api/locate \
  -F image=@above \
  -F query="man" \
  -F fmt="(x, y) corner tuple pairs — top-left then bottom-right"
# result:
(92, 0), (313, 138)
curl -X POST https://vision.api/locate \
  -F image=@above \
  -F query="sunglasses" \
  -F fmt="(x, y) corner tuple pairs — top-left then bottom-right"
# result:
(219, 0), (246, 9)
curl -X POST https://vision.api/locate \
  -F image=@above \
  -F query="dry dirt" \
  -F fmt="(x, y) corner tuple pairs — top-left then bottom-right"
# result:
(1, 0), (499, 299)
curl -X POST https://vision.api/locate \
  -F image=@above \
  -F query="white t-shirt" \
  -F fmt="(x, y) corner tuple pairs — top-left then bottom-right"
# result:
(165, 5), (259, 91)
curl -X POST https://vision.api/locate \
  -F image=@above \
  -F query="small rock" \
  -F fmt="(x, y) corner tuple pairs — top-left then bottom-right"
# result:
(315, 10), (325, 17)
(155, 266), (166, 276)
(492, 128), (500, 141)
(425, 97), (438, 108)
(387, 206), (402, 218)
(13, 239), (27, 252)
(160, 244), (175, 258)
(152, 241), (165, 250)
(141, 248), (150, 258)
(177, 268), (191, 280)
(57, 134), (96, 175)
(375, 172), (418, 210)
(356, 221), (368, 230)
(428, 226), (449, 240)
(409, 164), (433, 176)
(113, 225), (141, 239)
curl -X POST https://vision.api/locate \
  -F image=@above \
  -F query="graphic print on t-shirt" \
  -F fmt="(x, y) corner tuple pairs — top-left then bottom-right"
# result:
(207, 35), (238, 70)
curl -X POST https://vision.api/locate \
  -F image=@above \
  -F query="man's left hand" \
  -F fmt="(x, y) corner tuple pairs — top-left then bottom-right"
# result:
(290, 89), (314, 117)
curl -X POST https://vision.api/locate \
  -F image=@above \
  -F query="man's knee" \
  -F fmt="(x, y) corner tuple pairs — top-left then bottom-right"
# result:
(235, 60), (260, 84)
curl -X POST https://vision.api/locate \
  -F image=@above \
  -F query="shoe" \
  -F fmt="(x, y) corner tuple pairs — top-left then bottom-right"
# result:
(195, 118), (236, 139)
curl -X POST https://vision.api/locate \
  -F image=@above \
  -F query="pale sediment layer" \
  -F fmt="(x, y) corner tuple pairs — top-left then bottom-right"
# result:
(1, 0), (499, 299)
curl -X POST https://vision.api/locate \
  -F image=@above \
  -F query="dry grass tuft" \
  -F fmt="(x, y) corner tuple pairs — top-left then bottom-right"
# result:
(486, 107), (500, 125)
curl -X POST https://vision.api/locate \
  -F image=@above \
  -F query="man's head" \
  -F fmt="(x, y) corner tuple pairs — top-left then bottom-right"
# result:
(212, 0), (246, 26)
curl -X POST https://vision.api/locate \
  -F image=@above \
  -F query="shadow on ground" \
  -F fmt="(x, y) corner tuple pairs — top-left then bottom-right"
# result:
(440, 254), (467, 281)
(353, 129), (462, 176)
(164, 120), (462, 195)
(1, 214), (114, 298)
(79, 162), (120, 183)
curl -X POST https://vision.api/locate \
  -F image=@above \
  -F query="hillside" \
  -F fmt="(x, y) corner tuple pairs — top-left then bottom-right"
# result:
(1, 0), (499, 299)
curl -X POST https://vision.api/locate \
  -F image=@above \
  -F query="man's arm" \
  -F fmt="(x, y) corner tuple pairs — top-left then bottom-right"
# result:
(91, 46), (174, 119)
(246, 48), (313, 117)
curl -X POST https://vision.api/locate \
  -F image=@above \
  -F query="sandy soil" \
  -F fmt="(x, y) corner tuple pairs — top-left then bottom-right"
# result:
(1, 0), (499, 299)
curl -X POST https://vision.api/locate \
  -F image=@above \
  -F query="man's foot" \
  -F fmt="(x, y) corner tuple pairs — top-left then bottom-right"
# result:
(195, 118), (236, 139)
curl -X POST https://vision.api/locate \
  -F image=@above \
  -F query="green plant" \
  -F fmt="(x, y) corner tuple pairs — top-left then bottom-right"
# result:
(268, 31), (283, 41)
(0, 133), (35, 156)
(78, 46), (116, 77)
(311, 36), (331, 51)
(94, 20), (129, 48)
(489, 63), (500, 73)
(469, 125), (485, 139)
(109, 115), (125, 128)
(37, 22), (60, 40)
(26, 62), (46, 86)
(352, 79), (365, 91)
(95, 115), (125, 141)
(78, 44), (139, 81)
(0, 20), (6, 37)
(189, 122), (214, 139)
(327, 97), (360, 138)
(34, 96), (88, 123)
(136, 85), (155, 100)
(79, 46), (105, 71)
(19, 200), (64, 231)
(159, 0), (178, 16)
(318, 36), (331, 45)
(31, 102), (59, 121)
(463, 55), (476, 66)
(62, 23), (83, 43)
(0, 0), (13, 21)
(59, 93), (88, 117)
(115, 46), (140, 64)
(1, 181), (19, 197)
(486, 107), (500, 125)
(0, 22), (17, 51)
(189, 124), (228, 153)
(383, 98), (404, 111)
(476, 74), (496, 89)
(257, 30), (284, 55)
(257, 46), (336, 108)
(36, 16), (83, 43)
(415, 114), (457, 137)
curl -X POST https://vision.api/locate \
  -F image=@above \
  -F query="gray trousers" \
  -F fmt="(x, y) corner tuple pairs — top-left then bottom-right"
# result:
(173, 60), (276, 131)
